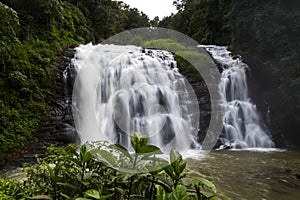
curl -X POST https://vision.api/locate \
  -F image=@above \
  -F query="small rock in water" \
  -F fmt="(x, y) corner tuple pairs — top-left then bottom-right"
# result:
(295, 173), (300, 179)
(224, 145), (231, 150)
(285, 168), (292, 173)
(233, 143), (242, 149)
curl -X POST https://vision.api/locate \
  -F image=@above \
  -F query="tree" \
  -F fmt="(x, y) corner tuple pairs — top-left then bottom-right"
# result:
(150, 16), (160, 27)
(0, 2), (20, 72)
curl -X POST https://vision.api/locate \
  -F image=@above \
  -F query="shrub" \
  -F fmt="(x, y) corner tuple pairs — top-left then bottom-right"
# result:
(1, 132), (230, 200)
(143, 39), (187, 52)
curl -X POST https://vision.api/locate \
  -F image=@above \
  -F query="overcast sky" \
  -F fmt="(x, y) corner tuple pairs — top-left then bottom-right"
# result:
(119, 0), (178, 20)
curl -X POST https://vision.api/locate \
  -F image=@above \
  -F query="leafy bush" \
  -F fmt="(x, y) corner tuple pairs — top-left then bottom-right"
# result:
(143, 39), (187, 52)
(1, 133), (230, 200)
(0, 2), (20, 44)
(174, 51), (210, 73)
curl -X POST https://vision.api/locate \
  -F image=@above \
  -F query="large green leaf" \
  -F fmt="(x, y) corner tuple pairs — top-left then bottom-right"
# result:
(118, 167), (138, 174)
(155, 185), (168, 200)
(43, 162), (54, 179)
(178, 160), (187, 175)
(84, 189), (100, 199)
(138, 145), (163, 154)
(145, 157), (169, 174)
(83, 151), (93, 163)
(109, 144), (132, 161)
(90, 149), (117, 168)
(60, 193), (71, 199)
(100, 194), (114, 200)
(163, 164), (176, 180)
(187, 176), (217, 193)
(130, 132), (148, 152)
(170, 185), (188, 200)
(84, 189), (113, 200)
(170, 149), (183, 176)
(170, 149), (182, 163)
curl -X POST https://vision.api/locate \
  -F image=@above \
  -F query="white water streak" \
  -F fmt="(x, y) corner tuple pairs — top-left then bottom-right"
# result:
(202, 45), (274, 148)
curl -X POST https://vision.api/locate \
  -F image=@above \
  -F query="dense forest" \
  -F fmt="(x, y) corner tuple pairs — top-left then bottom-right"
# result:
(0, 0), (150, 161)
(0, 0), (299, 162)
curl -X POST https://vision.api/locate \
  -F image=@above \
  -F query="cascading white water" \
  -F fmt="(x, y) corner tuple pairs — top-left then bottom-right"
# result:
(72, 43), (199, 152)
(202, 45), (274, 148)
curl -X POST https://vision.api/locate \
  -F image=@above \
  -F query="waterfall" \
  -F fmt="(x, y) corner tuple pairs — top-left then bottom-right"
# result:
(71, 43), (199, 152)
(201, 45), (274, 148)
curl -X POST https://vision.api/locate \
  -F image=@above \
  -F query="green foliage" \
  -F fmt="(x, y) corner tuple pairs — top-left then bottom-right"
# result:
(155, 185), (168, 200)
(170, 185), (188, 200)
(143, 39), (187, 52)
(122, 8), (150, 30)
(175, 51), (210, 73)
(0, 0), (152, 160)
(0, 40), (52, 160)
(8, 71), (28, 89)
(0, 177), (24, 199)
(0, 2), (20, 44)
(63, 0), (149, 43)
(0, 133), (229, 199)
(159, 0), (231, 45)
(142, 39), (210, 72)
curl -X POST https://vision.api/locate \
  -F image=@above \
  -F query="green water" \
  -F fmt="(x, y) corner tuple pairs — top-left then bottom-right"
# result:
(187, 150), (300, 200)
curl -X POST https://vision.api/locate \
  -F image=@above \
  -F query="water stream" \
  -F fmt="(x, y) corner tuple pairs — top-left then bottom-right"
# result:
(201, 45), (274, 149)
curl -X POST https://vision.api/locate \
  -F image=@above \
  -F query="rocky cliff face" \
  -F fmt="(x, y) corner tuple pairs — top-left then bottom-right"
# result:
(48, 47), (78, 145)
(174, 48), (212, 143)
(243, 57), (299, 147)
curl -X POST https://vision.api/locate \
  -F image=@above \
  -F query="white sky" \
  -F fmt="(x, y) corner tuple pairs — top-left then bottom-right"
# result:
(118, 0), (178, 20)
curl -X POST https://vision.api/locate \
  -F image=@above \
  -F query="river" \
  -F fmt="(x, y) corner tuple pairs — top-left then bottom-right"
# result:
(186, 149), (300, 200)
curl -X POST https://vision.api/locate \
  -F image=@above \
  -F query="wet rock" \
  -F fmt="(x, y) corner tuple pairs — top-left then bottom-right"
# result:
(176, 54), (211, 145)
(234, 143), (243, 149)
(53, 124), (77, 144)
(218, 145), (231, 150)
(285, 168), (292, 173)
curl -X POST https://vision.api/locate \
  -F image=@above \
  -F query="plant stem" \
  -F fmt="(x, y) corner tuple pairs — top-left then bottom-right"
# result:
(150, 176), (155, 200)
(128, 154), (138, 200)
